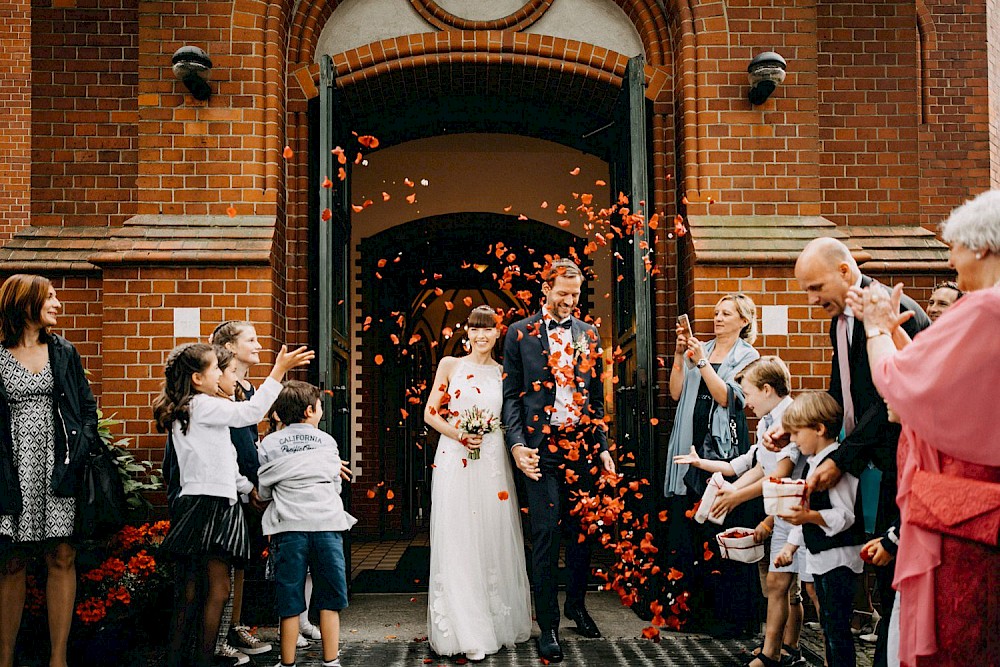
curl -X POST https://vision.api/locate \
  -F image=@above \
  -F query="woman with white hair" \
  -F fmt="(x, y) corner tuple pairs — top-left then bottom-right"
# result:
(848, 189), (1000, 666)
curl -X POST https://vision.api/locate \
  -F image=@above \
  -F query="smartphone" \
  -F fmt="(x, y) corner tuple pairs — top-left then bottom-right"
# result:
(677, 314), (693, 339)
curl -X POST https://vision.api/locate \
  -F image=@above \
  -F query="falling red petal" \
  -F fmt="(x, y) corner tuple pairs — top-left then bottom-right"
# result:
(282, 146), (294, 159)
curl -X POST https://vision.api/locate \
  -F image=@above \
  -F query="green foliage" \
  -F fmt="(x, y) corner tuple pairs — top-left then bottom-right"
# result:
(97, 411), (162, 512)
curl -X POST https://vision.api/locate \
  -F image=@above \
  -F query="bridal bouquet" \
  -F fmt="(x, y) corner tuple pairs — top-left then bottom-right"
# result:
(456, 406), (502, 460)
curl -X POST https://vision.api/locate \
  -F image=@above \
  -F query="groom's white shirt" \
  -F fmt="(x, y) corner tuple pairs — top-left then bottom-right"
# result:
(543, 313), (579, 428)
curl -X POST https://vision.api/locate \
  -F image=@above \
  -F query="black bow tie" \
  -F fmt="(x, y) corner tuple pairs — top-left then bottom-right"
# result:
(547, 319), (572, 331)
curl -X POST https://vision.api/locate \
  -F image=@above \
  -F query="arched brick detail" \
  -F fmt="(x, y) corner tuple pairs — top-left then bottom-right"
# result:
(288, 0), (673, 69)
(409, 0), (552, 31)
(290, 32), (631, 100)
(915, 0), (937, 125)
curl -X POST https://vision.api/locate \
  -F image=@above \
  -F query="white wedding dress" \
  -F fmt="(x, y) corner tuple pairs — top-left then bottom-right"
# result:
(427, 359), (532, 659)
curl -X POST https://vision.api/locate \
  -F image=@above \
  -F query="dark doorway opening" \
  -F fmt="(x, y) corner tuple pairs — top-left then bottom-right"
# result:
(359, 213), (590, 542)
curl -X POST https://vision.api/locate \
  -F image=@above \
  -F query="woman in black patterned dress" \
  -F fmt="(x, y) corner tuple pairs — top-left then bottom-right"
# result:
(0, 274), (98, 667)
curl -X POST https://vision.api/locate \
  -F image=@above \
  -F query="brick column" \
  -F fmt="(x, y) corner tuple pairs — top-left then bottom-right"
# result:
(0, 0), (30, 241)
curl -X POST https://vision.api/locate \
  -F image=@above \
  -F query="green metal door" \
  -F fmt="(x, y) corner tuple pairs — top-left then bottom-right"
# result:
(610, 56), (656, 490)
(318, 54), (353, 583)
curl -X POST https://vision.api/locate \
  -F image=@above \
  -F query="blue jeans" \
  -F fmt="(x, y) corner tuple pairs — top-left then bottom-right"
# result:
(814, 565), (857, 667)
(270, 531), (348, 618)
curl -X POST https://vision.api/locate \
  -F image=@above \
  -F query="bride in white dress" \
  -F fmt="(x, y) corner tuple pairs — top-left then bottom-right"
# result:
(423, 305), (532, 662)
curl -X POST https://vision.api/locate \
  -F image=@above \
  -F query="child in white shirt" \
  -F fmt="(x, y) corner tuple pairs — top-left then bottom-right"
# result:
(775, 392), (864, 667)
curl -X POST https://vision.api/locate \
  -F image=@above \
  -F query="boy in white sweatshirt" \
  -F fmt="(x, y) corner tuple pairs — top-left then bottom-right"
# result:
(257, 381), (357, 667)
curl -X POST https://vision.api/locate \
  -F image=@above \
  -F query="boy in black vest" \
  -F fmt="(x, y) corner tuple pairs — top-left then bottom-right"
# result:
(775, 391), (864, 667)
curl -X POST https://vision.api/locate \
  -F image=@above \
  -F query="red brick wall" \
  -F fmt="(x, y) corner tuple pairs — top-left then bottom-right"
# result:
(134, 0), (277, 218)
(0, 0), (31, 241)
(50, 274), (105, 397)
(676, 0), (823, 218)
(918, 0), (992, 229)
(989, 0), (1000, 188)
(31, 0), (139, 228)
(97, 265), (275, 466)
(817, 1), (921, 226)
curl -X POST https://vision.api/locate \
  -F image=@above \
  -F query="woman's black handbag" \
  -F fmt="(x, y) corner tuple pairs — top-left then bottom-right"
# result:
(685, 384), (752, 495)
(75, 442), (128, 540)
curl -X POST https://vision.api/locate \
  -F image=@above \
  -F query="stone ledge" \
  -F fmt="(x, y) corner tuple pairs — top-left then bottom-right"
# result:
(0, 225), (107, 274)
(0, 215), (278, 273)
(686, 216), (950, 270)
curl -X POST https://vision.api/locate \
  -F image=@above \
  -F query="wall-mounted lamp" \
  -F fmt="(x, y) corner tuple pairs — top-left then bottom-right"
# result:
(172, 46), (213, 101)
(747, 52), (786, 105)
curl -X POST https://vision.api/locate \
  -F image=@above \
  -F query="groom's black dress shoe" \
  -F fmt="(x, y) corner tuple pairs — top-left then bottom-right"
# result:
(565, 605), (602, 638)
(537, 629), (563, 663)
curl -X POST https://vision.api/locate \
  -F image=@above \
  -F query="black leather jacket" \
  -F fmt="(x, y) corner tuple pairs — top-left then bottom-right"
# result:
(0, 334), (99, 516)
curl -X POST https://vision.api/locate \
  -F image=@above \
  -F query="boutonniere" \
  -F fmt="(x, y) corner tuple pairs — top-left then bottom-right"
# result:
(571, 333), (589, 363)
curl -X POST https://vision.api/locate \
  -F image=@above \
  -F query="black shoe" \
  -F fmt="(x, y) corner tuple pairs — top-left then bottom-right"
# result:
(537, 628), (563, 663)
(564, 605), (602, 638)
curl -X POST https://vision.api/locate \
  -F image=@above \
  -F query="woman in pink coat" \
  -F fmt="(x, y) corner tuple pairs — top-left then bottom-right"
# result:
(850, 189), (1000, 666)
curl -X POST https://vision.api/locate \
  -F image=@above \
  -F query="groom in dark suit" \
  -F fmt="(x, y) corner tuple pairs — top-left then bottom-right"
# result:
(502, 258), (615, 663)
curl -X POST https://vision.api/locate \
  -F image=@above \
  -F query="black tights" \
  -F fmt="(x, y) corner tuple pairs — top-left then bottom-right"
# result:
(168, 557), (231, 667)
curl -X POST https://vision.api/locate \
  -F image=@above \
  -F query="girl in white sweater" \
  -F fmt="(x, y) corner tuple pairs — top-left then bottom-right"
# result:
(153, 341), (313, 667)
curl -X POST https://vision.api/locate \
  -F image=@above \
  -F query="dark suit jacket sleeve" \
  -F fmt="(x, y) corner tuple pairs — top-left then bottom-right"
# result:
(588, 331), (609, 453)
(830, 292), (929, 476)
(69, 341), (99, 447)
(502, 324), (527, 451)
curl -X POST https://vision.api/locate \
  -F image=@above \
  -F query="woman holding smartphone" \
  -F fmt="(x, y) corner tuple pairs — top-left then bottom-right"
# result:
(661, 294), (761, 637)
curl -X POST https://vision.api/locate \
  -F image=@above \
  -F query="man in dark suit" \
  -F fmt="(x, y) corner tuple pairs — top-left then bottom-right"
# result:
(502, 258), (615, 664)
(792, 237), (930, 667)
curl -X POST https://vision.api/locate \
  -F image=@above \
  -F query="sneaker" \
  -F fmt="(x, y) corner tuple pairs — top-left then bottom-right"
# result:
(321, 660), (341, 667)
(299, 621), (322, 640)
(229, 625), (272, 655)
(804, 621), (821, 631)
(215, 642), (250, 666)
(296, 633), (309, 648)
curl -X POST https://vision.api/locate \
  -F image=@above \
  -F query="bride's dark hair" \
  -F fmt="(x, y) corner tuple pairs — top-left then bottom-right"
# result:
(465, 305), (498, 329)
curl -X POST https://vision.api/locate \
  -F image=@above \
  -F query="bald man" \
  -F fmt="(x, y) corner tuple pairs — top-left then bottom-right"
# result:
(792, 237), (930, 667)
